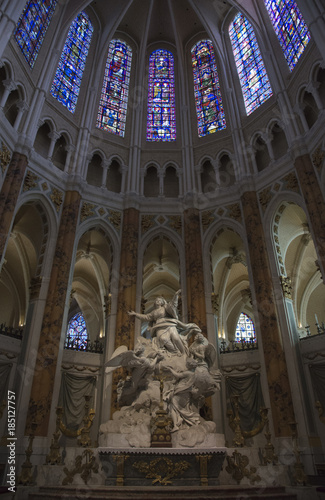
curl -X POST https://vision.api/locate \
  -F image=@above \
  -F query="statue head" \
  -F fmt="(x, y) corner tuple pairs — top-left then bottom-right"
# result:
(195, 332), (206, 344)
(186, 358), (198, 370)
(134, 343), (145, 356)
(154, 296), (167, 308)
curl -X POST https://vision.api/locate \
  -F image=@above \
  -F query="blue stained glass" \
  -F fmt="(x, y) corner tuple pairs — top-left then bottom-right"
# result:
(264, 0), (310, 71)
(146, 50), (176, 142)
(15, 0), (58, 68)
(229, 13), (273, 115)
(191, 40), (226, 137)
(50, 12), (93, 113)
(96, 39), (132, 137)
(66, 312), (88, 349)
(235, 312), (255, 341)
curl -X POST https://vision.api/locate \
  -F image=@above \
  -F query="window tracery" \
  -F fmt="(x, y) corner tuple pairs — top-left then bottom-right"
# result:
(264, 0), (310, 71)
(50, 11), (93, 113)
(96, 39), (132, 137)
(15, 0), (58, 68)
(146, 49), (176, 141)
(229, 13), (273, 115)
(191, 40), (226, 137)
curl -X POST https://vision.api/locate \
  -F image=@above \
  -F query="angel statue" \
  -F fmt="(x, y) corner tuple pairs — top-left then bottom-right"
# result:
(189, 331), (222, 397)
(105, 341), (164, 406)
(128, 289), (201, 355)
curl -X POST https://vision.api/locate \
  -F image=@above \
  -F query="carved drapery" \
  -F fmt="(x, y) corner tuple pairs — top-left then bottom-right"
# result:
(241, 191), (295, 436)
(25, 191), (81, 436)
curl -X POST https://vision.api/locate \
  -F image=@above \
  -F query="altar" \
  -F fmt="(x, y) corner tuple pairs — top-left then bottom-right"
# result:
(98, 447), (227, 486)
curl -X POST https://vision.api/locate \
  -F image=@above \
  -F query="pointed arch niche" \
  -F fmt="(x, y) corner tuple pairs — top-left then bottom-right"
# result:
(68, 228), (113, 344)
(0, 202), (49, 328)
(272, 202), (325, 335)
(210, 227), (253, 344)
(142, 236), (180, 315)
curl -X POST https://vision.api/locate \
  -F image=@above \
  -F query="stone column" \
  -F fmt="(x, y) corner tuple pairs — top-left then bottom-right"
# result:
(25, 191), (81, 436)
(295, 153), (325, 281)
(183, 208), (207, 330)
(111, 207), (139, 413)
(241, 190), (296, 437)
(0, 152), (28, 263)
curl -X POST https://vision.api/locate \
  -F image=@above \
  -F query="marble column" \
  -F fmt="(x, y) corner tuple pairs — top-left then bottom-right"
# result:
(25, 191), (81, 436)
(183, 208), (207, 331)
(241, 191), (295, 437)
(0, 152), (28, 263)
(295, 153), (325, 281)
(111, 207), (139, 413)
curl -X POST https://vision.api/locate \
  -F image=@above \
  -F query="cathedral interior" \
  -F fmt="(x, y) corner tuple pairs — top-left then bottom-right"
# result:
(0, 0), (325, 498)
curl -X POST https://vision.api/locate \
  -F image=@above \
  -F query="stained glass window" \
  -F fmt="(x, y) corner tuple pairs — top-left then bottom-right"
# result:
(229, 13), (273, 116)
(96, 39), (132, 137)
(264, 0), (310, 71)
(15, 0), (58, 68)
(66, 312), (88, 350)
(50, 12), (93, 113)
(191, 40), (226, 137)
(235, 312), (255, 341)
(146, 49), (176, 141)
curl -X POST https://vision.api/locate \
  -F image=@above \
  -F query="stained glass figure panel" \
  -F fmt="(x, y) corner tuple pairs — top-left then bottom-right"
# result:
(66, 312), (88, 350)
(96, 39), (132, 137)
(15, 0), (58, 68)
(264, 0), (310, 71)
(235, 312), (256, 341)
(50, 12), (93, 113)
(146, 50), (176, 142)
(229, 13), (273, 116)
(191, 40), (226, 137)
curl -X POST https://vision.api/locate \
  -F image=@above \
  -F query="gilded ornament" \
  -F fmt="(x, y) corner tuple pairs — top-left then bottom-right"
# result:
(211, 292), (219, 315)
(312, 147), (325, 170)
(225, 450), (260, 485)
(227, 203), (242, 222)
(168, 215), (182, 234)
(141, 214), (155, 233)
(283, 172), (299, 192)
(280, 276), (292, 299)
(62, 449), (99, 486)
(18, 422), (38, 485)
(157, 215), (166, 225)
(81, 202), (95, 222)
(201, 210), (215, 231)
(258, 188), (272, 211)
(98, 207), (106, 216)
(0, 142), (11, 172)
(109, 210), (121, 230)
(132, 456), (191, 485)
(23, 171), (39, 192)
(50, 188), (63, 212)
(41, 182), (48, 191)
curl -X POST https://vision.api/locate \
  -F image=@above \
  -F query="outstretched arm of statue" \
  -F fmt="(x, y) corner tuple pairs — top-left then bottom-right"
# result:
(128, 310), (152, 322)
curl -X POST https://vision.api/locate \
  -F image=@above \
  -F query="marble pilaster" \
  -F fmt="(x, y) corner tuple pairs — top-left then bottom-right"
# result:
(25, 191), (81, 436)
(111, 207), (139, 413)
(183, 208), (207, 331)
(0, 152), (27, 262)
(241, 191), (295, 437)
(295, 154), (325, 281)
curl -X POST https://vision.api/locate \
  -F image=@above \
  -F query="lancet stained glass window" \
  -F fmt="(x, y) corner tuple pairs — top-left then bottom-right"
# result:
(264, 0), (310, 71)
(191, 40), (226, 137)
(15, 0), (58, 68)
(66, 312), (88, 350)
(50, 12), (93, 113)
(235, 312), (255, 341)
(229, 13), (273, 116)
(96, 39), (132, 137)
(146, 50), (176, 142)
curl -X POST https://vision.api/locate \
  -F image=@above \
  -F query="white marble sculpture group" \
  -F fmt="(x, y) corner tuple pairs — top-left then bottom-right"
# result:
(99, 290), (221, 448)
